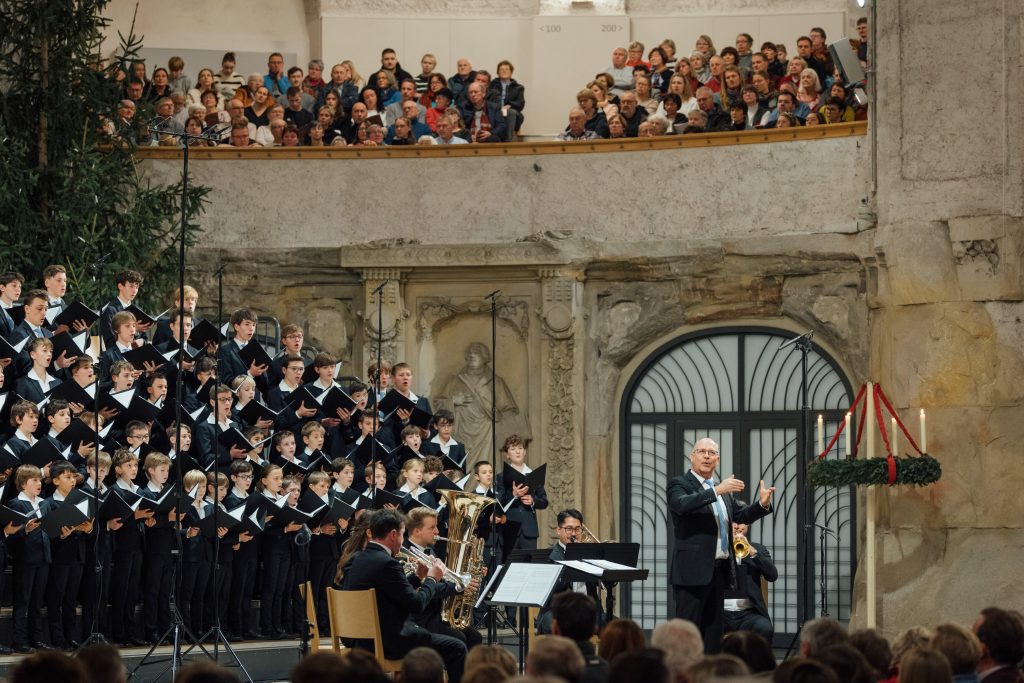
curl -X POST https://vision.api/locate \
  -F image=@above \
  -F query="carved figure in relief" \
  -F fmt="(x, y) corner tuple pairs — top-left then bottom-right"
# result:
(435, 341), (530, 461)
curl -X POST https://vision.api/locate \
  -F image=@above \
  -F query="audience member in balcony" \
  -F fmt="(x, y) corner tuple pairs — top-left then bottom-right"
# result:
(185, 104), (206, 130)
(557, 107), (600, 142)
(424, 88), (454, 133)
(167, 56), (191, 94)
(779, 57), (807, 91)
(125, 78), (145, 106)
(214, 52), (246, 102)
(735, 33), (754, 71)
(606, 113), (627, 139)
(342, 102), (369, 143)
(626, 41), (647, 68)
(149, 67), (173, 103)
(319, 90), (343, 119)
(449, 58), (477, 105)
(343, 59), (365, 91)
(153, 97), (185, 139)
(809, 28), (836, 83)
(587, 80), (612, 118)
(307, 122), (325, 146)
(776, 113), (796, 129)
(415, 54), (439, 95)
(605, 47), (633, 96)
(661, 74), (698, 117)
(373, 70), (400, 109)
(706, 55), (725, 93)
(285, 67), (315, 111)
(433, 114), (468, 145)
(741, 86), (769, 129)
(797, 68), (824, 110)
(263, 52), (289, 97)
(105, 99), (137, 142)
(420, 73), (448, 109)
(360, 87), (386, 127)
(385, 79), (427, 125)
(657, 93), (686, 132)
(826, 84), (857, 120)
(690, 53), (711, 88)
(183, 117), (212, 147)
(646, 116), (670, 136)
(461, 82), (506, 142)
(805, 112), (821, 126)
(694, 35), (716, 63)
(720, 47), (749, 82)
(648, 47), (672, 95)
(593, 73), (620, 107)
(720, 66), (745, 110)
(188, 69), (222, 108)
(576, 89), (608, 139)
(446, 108), (472, 142)
(313, 105), (345, 145)
(685, 109), (707, 133)
(749, 52), (773, 88)
(763, 42), (787, 82)
(244, 85), (274, 126)
(617, 91), (647, 137)
(366, 123), (386, 146)
(387, 102), (431, 141)
(385, 117), (416, 146)
(729, 103), (748, 130)
(490, 60), (526, 136)
(171, 91), (190, 126)
(751, 73), (777, 110)
(350, 120), (372, 146)
(320, 63), (360, 114)
(255, 105), (287, 146)
(284, 87), (314, 130)
(820, 98), (849, 125)
(234, 73), (265, 108)
(378, 48), (414, 89)
(302, 59), (327, 101)
(128, 60), (149, 97)
(281, 125), (301, 148)
(634, 75), (659, 116)
(764, 84), (809, 126)
(660, 38), (678, 69)
(795, 35), (831, 87)
(221, 100), (254, 141)
(225, 119), (257, 147)
(695, 87), (729, 132)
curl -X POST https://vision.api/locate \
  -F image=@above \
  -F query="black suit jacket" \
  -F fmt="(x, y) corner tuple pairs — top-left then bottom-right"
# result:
(8, 497), (51, 564)
(340, 541), (449, 659)
(495, 472), (548, 539)
(218, 341), (270, 395)
(14, 374), (61, 404)
(9, 321), (53, 378)
(666, 470), (771, 588)
(43, 495), (87, 564)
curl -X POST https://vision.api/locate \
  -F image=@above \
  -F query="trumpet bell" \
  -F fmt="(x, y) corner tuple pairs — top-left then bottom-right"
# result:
(733, 536), (750, 560)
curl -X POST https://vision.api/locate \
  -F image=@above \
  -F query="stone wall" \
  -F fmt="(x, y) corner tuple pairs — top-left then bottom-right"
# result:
(858, 0), (1024, 635)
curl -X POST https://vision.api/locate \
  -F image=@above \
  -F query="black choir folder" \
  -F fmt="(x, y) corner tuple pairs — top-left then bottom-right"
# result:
(501, 463), (547, 491)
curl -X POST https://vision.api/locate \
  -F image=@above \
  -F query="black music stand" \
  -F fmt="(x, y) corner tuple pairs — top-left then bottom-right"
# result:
(561, 542), (648, 623)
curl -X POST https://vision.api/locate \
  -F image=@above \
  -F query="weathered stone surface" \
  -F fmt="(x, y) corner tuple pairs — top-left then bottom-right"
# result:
(876, 222), (959, 306)
(948, 215), (1024, 302)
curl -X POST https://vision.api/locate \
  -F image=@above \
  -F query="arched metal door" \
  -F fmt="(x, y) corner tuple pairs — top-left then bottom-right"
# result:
(620, 327), (855, 643)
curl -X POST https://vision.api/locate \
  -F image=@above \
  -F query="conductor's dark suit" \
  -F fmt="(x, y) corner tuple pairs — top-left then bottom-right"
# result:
(340, 542), (466, 682)
(667, 470), (770, 653)
(723, 541), (777, 642)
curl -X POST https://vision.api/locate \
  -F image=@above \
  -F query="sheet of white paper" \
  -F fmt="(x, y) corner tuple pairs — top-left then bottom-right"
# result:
(490, 563), (563, 606)
(557, 559), (606, 576)
(585, 559), (638, 571)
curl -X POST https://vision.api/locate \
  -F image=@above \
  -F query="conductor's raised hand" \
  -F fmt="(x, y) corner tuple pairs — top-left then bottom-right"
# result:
(715, 475), (745, 496)
(758, 479), (776, 508)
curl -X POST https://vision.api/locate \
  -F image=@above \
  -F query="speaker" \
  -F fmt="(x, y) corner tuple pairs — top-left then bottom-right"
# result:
(829, 38), (866, 86)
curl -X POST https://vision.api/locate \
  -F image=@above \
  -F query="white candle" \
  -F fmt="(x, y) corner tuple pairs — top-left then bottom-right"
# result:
(891, 417), (898, 455)
(920, 409), (927, 452)
(866, 382), (876, 628)
(817, 414), (824, 455)
(845, 412), (852, 456)
(866, 384), (875, 459)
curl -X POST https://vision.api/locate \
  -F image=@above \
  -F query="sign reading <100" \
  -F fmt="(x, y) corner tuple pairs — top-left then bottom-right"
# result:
(538, 23), (626, 33)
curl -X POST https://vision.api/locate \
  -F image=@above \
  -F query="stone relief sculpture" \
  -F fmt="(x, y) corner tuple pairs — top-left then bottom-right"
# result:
(434, 341), (532, 461)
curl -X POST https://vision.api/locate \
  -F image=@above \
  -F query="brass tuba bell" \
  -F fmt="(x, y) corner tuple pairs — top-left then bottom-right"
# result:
(733, 535), (750, 560)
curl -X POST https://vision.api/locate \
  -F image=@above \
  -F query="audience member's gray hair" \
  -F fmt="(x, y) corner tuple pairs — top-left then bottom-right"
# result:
(647, 115), (670, 135)
(526, 635), (585, 683)
(417, 135), (437, 145)
(800, 617), (849, 657)
(652, 618), (704, 675)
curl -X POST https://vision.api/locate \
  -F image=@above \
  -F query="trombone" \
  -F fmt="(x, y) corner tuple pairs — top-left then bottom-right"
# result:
(396, 545), (472, 591)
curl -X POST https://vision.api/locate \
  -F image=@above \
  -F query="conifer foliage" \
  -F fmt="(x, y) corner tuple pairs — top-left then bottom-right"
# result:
(0, 1), (206, 309)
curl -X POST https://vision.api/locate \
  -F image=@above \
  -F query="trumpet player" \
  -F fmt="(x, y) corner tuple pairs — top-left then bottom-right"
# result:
(339, 509), (469, 683)
(723, 522), (777, 643)
(405, 507), (483, 649)
(536, 509), (603, 635)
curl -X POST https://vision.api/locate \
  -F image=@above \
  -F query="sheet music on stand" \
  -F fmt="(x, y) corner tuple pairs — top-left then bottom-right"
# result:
(486, 562), (563, 607)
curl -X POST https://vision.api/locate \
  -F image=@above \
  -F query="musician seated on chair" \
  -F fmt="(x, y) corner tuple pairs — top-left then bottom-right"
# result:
(536, 509), (604, 635)
(405, 506), (483, 649)
(340, 509), (469, 683)
(723, 522), (777, 643)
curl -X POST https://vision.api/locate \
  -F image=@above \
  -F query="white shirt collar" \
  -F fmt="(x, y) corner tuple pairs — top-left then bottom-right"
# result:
(117, 341), (133, 352)
(116, 479), (139, 493)
(117, 296), (132, 308)
(690, 469), (716, 486)
(231, 486), (248, 499)
(147, 481), (163, 493)
(430, 434), (457, 446)
(17, 491), (41, 510)
(509, 462), (532, 474)
(52, 490), (67, 502)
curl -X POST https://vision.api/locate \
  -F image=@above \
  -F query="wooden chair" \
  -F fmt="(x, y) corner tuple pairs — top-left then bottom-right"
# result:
(326, 587), (403, 674)
(299, 581), (320, 652)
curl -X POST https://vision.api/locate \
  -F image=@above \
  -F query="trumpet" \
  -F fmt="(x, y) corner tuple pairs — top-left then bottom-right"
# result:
(396, 545), (472, 591)
(733, 535), (750, 560)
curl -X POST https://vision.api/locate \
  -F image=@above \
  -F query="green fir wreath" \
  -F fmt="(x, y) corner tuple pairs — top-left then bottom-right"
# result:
(807, 455), (942, 487)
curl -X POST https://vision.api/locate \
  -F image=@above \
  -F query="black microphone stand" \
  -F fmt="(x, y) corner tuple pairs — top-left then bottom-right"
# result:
(129, 120), (208, 680)
(182, 266), (252, 682)
(482, 289), (510, 645)
(778, 330), (815, 658)
(368, 279), (387, 508)
(77, 249), (114, 652)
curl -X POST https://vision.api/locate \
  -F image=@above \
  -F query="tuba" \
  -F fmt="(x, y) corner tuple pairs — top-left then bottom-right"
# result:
(438, 489), (495, 630)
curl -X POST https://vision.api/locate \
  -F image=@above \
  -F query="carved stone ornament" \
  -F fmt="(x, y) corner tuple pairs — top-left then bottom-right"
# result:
(416, 296), (530, 342)
(544, 336), (577, 513)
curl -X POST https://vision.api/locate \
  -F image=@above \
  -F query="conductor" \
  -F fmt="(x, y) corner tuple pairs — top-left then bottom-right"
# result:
(667, 437), (776, 653)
